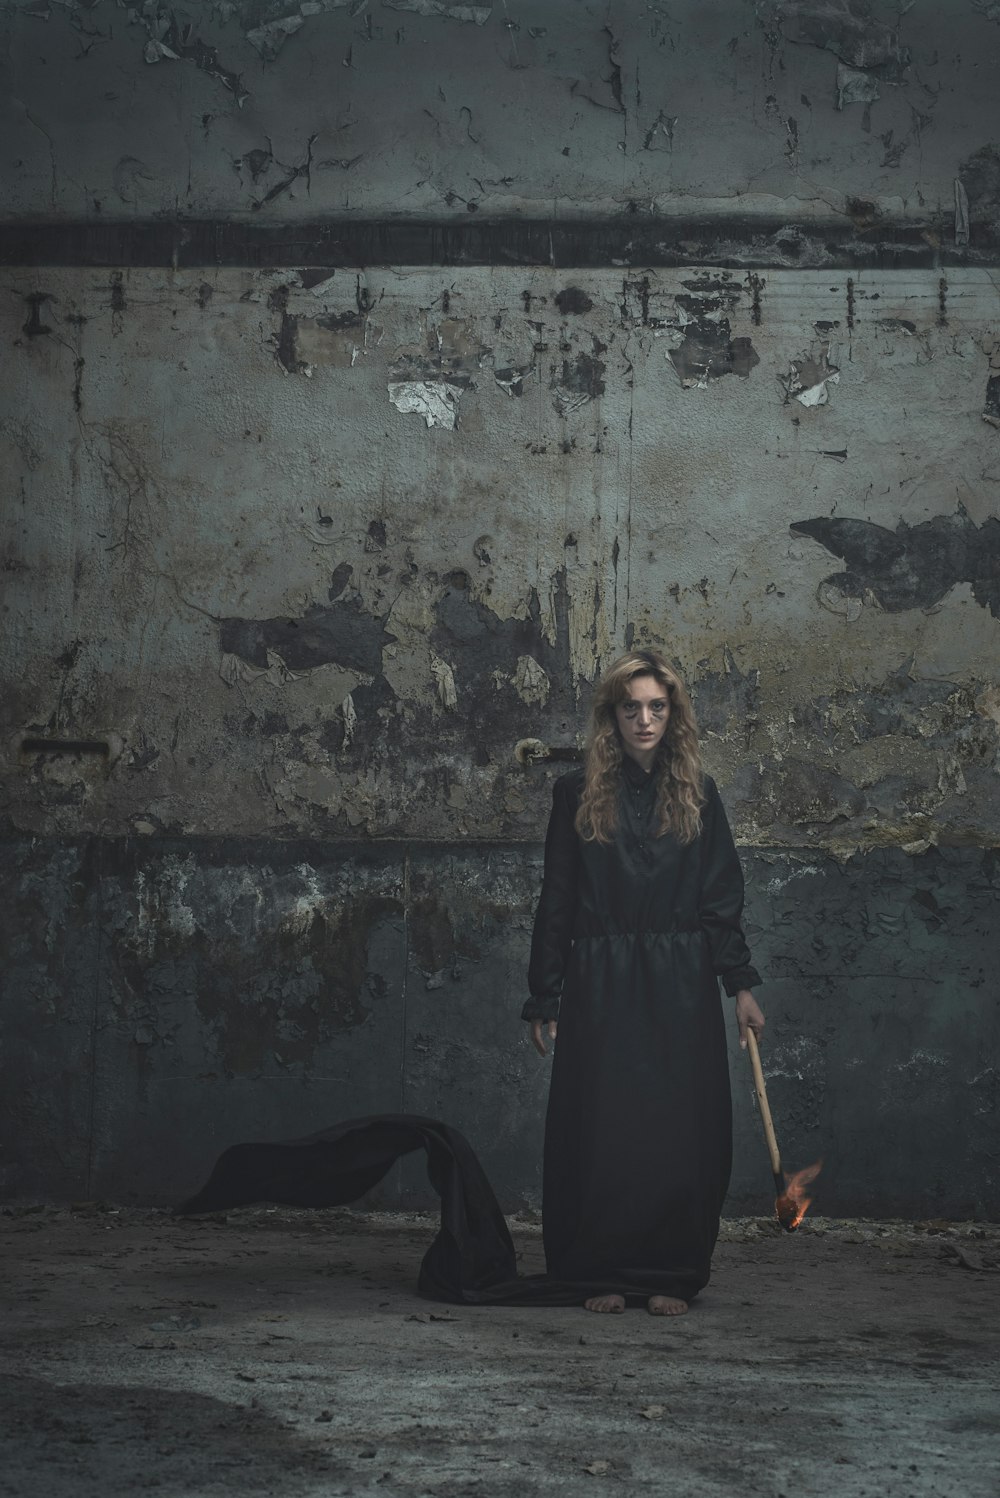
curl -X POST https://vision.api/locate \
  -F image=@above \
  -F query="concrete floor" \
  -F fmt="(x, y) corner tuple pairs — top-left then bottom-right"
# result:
(1, 1206), (998, 1498)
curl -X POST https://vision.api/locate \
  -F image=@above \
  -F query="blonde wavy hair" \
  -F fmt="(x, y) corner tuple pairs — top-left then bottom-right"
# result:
(575, 650), (705, 845)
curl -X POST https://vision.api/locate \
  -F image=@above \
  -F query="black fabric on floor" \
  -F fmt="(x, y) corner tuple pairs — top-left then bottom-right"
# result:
(175, 1113), (690, 1306)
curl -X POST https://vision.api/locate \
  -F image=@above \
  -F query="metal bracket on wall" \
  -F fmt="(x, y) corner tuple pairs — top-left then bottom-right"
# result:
(20, 738), (110, 757)
(515, 739), (583, 767)
(17, 736), (123, 768)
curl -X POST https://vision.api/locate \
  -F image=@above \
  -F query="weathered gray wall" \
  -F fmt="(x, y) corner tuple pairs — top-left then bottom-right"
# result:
(1, 0), (999, 1217)
(4, 0), (1000, 243)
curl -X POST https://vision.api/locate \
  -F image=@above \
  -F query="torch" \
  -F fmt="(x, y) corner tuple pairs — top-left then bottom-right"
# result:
(745, 1029), (820, 1232)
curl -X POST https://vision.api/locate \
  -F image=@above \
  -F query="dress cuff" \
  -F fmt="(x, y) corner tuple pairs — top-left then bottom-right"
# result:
(721, 965), (762, 997)
(521, 997), (560, 1023)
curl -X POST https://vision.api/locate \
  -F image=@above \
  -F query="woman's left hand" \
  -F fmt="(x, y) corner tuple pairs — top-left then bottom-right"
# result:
(735, 990), (765, 1049)
(530, 1019), (558, 1057)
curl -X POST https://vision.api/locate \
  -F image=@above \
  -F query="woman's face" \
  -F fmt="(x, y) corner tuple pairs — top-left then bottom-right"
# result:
(615, 673), (671, 762)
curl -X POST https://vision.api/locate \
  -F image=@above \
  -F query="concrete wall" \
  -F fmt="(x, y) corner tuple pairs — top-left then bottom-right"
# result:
(5, 0), (1000, 241)
(2, 0), (999, 1217)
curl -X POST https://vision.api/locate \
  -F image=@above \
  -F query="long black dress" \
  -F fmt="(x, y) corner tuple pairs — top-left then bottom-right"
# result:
(521, 760), (760, 1305)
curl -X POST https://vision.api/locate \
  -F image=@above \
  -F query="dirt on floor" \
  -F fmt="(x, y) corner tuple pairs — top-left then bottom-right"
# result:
(1, 1205), (998, 1498)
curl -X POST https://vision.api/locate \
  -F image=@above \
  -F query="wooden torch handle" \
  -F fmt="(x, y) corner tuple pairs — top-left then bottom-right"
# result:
(746, 1028), (783, 1180)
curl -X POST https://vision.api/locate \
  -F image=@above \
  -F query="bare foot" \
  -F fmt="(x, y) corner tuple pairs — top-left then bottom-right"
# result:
(584, 1294), (625, 1313)
(647, 1295), (688, 1316)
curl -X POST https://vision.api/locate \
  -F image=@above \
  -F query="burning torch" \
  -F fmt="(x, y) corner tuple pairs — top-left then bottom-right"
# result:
(746, 1029), (821, 1232)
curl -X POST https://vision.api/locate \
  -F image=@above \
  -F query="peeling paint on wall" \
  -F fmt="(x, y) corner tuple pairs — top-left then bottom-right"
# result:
(513, 655), (550, 707)
(137, 6), (248, 102)
(663, 275), (760, 388)
(383, 0), (491, 21)
(551, 346), (606, 414)
(984, 373), (1000, 428)
(959, 144), (1000, 237)
(387, 317), (489, 427)
(387, 378), (466, 428)
(783, 342), (840, 406)
(3, 262), (999, 856)
(694, 649), (761, 737)
(245, 15), (306, 60)
(6, 0), (1000, 245)
(669, 311), (759, 388)
(220, 600), (390, 676)
(493, 363), (534, 397)
(779, 0), (910, 74)
(430, 654), (458, 709)
(835, 62), (879, 110)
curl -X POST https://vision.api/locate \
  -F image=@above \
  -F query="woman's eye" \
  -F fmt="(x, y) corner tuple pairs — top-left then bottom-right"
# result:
(623, 702), (666, 717)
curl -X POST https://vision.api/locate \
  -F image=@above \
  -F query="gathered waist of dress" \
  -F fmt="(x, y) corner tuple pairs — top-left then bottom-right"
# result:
(572, 920), (703, 939)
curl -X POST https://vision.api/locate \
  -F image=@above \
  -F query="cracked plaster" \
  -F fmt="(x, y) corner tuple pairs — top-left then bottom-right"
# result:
(3, 0), (1000, 235)
(2, 263), (998, 855)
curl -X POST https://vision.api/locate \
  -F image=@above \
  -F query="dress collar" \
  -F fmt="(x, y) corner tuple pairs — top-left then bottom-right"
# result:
(621, 753), (657, 789)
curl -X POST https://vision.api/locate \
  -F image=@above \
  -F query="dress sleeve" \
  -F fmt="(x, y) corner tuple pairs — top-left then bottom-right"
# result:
(522, 777), (580, 1023)
(697, 777), (762, 997)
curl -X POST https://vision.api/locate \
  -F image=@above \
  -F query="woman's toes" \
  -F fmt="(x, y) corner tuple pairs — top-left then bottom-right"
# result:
(584, 1294), (625, 1313)
(647, 1295), (688, 1316)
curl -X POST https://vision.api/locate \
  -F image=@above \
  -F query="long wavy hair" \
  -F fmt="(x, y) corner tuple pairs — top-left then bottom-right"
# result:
(575, 650), (705, 845)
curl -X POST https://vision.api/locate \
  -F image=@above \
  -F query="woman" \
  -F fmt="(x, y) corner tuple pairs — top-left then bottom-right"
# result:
(522, 649), (765, 1316)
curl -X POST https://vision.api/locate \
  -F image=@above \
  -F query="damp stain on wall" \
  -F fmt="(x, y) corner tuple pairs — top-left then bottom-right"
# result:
(107, 850), (403, 1077)
(791, 511), (1000, 618)
(219, 598), (392, 678)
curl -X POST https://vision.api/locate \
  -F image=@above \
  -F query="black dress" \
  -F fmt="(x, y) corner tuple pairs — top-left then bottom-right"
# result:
(521, 760), (761, 1304)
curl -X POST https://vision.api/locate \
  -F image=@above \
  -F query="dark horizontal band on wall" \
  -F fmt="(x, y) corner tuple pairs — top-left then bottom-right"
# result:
(1, 216), (995, 271)
(0, 830), (994, 856)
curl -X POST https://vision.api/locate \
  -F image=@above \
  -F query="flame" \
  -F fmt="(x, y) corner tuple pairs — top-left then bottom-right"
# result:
(777, 1159), (823, 1230)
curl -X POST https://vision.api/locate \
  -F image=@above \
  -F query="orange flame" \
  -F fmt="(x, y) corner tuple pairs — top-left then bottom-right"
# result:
(777, 1160), (823, 1230)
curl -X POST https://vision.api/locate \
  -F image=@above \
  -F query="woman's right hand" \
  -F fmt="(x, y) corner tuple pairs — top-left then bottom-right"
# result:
(530, 1020), (558, 1057)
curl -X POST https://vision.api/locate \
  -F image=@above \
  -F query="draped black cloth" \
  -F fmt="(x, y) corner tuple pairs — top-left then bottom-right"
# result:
(176, 1113), (662, 1306)
(178, 765), (760, 1308)
(522, 764), (760, 1304)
